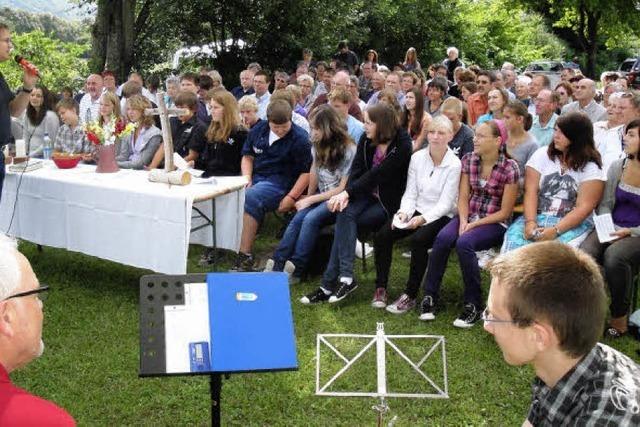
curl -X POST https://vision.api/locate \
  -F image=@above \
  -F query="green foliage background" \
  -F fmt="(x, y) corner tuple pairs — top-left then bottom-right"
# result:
(0, 31), (89, 92)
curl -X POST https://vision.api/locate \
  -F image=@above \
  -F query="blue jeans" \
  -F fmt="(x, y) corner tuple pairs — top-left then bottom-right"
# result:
(272, 201), (336, 274)
(422, 216), (506, 307)
(0, 149), (4, 205)
(244, 180), (287, 223)
(321, 195), (387, 290)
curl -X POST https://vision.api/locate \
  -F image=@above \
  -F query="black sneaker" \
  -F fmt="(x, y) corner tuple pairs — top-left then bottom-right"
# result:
(198, 248), (219, 266)
(300, 287), (331, 305)
(328, 280), (358, 303)
(230, 252), (255, 272)
(419, 295), (436, 321)
(453, 303), (482, 328)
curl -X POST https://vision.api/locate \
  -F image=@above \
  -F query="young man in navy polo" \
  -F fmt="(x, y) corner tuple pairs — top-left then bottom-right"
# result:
(233, 99), (311, 271)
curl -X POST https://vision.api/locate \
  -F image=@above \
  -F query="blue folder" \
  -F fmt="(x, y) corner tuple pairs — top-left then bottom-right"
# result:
(207, 272), (298, 373)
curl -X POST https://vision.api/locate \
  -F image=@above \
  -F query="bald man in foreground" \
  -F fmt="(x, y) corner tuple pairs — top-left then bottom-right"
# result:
(0, 235), (75, 425)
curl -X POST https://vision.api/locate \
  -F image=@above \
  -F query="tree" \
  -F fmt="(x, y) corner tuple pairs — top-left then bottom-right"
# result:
(0, 30), (89, 91)
(512, 0), (640, 77)
(90, 0), (136, 82)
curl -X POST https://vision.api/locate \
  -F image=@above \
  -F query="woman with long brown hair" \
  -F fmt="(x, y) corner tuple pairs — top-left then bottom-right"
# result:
(23, 84), (59, 157)
(401, 87), (431, 151)
(264, 105), (356, 282)
(502, 112), (604, 253)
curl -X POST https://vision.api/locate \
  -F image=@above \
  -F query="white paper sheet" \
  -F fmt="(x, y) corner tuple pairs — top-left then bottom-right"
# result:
(593, 213), (617, 243)
(164, 282), (211, 374)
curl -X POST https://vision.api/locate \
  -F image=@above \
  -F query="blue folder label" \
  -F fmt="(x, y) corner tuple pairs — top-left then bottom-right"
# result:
(236, 292), (258, 302)
(189, 341), (211, 372)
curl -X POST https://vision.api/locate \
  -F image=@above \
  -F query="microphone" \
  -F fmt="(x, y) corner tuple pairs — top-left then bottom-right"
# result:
(14, 55), (40, 77)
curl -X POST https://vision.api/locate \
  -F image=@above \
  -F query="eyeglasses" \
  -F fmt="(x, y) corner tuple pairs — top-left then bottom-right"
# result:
(481, 307), (516, 325)
(3, 285), (49, 302)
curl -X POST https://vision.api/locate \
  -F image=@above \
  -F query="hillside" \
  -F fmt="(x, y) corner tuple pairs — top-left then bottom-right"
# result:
(0, 0), (90, 21)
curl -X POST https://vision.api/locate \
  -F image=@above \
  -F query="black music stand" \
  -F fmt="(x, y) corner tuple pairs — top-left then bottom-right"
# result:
(139, 273), (298, 426)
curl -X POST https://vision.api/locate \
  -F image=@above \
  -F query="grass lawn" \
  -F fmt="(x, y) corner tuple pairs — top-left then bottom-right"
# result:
(12, 217), (640, 426)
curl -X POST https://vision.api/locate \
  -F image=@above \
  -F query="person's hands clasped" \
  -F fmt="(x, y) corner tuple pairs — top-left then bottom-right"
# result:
(295, 196), (313, 211)
(328, 191), (349, 212)
(459, 220), (475, 235)
(533, 227), (557, 242)
(524, 221), (538, 240)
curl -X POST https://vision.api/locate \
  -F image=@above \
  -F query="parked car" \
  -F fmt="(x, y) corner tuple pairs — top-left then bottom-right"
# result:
(525, 61), (563, 89)
(619, 57), (640, 89)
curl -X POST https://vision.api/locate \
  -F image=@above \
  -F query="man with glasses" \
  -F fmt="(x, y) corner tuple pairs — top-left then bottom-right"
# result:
(0, 22), (38, 204)
(466, 70), (494, 125)
(530, 89), (559, 147)
(0, 235), (75, 425)
(485, 241), (640, 426)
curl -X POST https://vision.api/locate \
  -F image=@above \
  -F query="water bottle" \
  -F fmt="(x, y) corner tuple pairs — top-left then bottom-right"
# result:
(43, 132), (52, 160)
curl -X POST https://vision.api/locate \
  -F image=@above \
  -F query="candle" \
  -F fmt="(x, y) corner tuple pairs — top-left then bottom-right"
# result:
(15, 139), (26, 157)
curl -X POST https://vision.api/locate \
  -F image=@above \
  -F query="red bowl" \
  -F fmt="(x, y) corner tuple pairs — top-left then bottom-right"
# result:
(53, 156), (81, 169)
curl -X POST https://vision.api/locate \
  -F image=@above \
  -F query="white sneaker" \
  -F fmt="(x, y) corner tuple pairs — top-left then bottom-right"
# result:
(476, 248), (498, 270)
(355, 240), (374, 259)
(263, 259), (275, 272)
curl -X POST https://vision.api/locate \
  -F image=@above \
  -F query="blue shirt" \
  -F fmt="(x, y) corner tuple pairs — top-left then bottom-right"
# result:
(231, 86), (255, 100)
(347, 115), (365, 144)
(476, 112), (493, 125)
(241, 120), (312, 190)
(530, 113), (558, 147)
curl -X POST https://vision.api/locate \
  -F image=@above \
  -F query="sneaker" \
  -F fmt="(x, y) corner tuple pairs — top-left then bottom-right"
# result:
(418, 296), (436, 321)
(328, 280), (358, 303)
(371, 287), (388, 308)
(230, 252), (255, 272)
(263, 258), (275, 272)
(198, 248), (217, 266)
(283, 261), (299, 285)
(355, 241), (374, 259)
(453, 303), (482, 328)
(300, 287), (331, 305)
(386, 294), (416, 314)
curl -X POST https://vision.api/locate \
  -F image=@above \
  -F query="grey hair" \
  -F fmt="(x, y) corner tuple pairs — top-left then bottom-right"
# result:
(297, 74), (314, 87)
(0, 234), (21, 300)
(165, 76), (180, 87)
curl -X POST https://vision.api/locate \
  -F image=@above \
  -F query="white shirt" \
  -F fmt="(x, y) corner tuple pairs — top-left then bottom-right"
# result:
(252, 92), (271, 120)
(79, 93), (101, 124)
(398, 147), (462, 223)
(593, 121), (624, 174)
(292, 112), (310, 134)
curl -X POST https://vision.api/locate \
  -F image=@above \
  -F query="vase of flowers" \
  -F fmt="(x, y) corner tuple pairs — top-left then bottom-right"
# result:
(84, 116), (136, 173)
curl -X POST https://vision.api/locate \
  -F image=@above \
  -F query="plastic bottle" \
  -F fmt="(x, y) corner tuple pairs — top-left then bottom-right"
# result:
(43, 132), (52, 160)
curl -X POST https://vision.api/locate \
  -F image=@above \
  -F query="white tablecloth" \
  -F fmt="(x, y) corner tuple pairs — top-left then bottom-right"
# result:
(0, 163), (246, 274)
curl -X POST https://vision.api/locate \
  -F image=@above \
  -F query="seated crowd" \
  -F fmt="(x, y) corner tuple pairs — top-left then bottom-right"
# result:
(7, 43), (640, 337)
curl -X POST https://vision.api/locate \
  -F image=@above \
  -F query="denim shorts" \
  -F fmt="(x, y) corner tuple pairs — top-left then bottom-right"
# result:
(244, 180), (287, 223)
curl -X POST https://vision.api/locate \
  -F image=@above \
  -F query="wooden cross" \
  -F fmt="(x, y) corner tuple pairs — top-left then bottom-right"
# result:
(144, 90), (188, 172)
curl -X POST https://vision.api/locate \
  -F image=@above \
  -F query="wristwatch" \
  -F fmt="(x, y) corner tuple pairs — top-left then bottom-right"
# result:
(20, 86), (33, 94)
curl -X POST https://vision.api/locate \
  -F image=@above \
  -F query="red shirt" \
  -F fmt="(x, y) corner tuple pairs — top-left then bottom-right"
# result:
(466, 93), (489, 126)
(0, 363), (75, 426)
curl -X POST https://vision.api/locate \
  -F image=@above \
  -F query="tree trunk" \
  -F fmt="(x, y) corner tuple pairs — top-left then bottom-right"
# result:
(90, 0), (136, 83)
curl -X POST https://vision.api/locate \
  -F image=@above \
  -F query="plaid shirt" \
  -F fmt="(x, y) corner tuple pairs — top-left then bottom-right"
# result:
(54, 124), (90, 154)
(461, 152), (519, 222)
(527, 343), (640, 426)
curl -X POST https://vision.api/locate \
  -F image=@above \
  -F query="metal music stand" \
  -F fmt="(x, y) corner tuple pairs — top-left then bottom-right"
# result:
(139, 272), (298, 426)
(316, 323), (448, 426)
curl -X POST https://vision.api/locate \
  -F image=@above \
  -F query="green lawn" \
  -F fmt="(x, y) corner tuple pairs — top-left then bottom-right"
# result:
(13, 219), (640, 426)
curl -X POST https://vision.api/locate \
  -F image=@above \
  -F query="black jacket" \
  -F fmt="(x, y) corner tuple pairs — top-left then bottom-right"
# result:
(346, 128), (412, 216)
